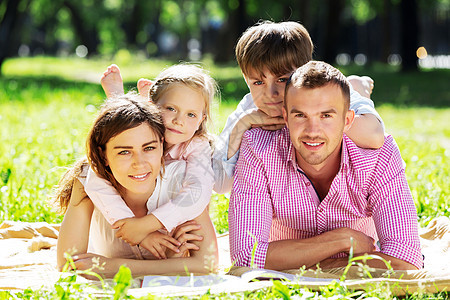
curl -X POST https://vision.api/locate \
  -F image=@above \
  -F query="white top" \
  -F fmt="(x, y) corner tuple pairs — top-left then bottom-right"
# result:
(78, 161), (187, 259)
(211, 88), (385, 194)
(84, 136), (214, 232)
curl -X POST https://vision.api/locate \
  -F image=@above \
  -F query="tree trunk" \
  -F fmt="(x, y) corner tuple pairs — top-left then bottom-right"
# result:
(323, 0), (344, 64)
(400, 0), (419, 71)
(0, 0), (21, 75)
(63, 0), (100, 56)
(381, 0), (392, 63)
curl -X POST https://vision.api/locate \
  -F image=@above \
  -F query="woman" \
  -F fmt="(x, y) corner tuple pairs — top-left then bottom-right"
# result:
(55, 92), (218, 278)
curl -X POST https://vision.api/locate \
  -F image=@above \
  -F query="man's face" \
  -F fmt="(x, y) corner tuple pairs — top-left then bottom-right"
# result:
(244, 68), (294, 117)
(283, 83), (354, 171)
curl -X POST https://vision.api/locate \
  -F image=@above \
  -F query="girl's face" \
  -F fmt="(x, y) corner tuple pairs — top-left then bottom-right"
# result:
(157, 84), (206, 147)
(104, 123), (163, 202)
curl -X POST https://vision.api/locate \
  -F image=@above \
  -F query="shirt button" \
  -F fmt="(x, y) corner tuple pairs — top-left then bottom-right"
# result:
(306, 182), (311, 186)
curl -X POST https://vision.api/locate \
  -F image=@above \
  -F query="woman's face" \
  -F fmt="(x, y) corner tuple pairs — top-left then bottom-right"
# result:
(104, 123), (163, 202)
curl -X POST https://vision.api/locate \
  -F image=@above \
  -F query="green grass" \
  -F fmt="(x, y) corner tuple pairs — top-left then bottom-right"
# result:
(1, 56), (449, 298)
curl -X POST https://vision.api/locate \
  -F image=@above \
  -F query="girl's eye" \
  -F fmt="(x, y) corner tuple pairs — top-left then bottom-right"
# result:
(187, 112), (196, 118)
(118, 150), (130, 155)
(166, 107), (175, 112)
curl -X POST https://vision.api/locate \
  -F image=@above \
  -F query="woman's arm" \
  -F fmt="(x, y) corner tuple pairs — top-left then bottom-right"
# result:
(72, 208), (219, 278)
(56, 179), (94, 269)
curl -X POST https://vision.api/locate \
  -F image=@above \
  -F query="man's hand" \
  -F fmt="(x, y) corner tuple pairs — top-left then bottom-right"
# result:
(330, 227), (377, 254)
(227, 109), (285, 159)
(139, 231), (181, 259)
(112, 217), (150, 245)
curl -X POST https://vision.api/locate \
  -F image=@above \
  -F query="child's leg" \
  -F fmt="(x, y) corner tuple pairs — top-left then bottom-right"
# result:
(137, 78), (153, 100)
(101, 64), (124, 99)
(347, 75), (374, 99)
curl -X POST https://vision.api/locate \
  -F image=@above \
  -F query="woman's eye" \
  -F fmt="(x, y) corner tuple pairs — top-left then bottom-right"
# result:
(118, 150), (130, 155)
(144, 146), (155, 151)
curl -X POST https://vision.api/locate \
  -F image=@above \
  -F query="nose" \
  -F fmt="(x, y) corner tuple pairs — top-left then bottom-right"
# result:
(132, 152), (146, 168)
(172, 112), (184, 126)
(269, 83), (282, 99)
(304, 118), (321, 136)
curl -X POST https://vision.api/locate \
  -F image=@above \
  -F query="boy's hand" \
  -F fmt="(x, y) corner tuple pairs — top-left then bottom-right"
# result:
(244, 109), (285, 131)
(139, 231), (181, 259)
(113, 217), (149, 245)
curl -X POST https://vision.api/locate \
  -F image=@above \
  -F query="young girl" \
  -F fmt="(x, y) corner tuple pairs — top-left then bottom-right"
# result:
(56, 94), (218, 277)
(84, 64), (217, 259)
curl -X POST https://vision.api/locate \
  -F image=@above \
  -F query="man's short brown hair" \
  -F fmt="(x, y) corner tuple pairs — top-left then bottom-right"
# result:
(235, 21), (314, 77)
(286, 61), (350, 110)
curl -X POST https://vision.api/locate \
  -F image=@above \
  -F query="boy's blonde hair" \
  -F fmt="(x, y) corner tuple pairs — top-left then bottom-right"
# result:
(149, 64), (217, 138)
(235, 21), (314, 77)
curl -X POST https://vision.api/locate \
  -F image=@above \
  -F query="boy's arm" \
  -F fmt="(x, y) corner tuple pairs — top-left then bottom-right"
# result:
(212, 94), (283, 194)
(151, 140), (214, 232)
(347, 87), (385, 149)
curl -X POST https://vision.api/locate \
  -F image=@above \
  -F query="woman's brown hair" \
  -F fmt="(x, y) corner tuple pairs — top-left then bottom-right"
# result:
(54, 92), (165, 212)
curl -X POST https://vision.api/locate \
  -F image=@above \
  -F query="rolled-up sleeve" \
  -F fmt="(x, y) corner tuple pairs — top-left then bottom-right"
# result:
(229, 131), (273, 268)
(349, 87), (385, 131)
(369, 136), (423, 269)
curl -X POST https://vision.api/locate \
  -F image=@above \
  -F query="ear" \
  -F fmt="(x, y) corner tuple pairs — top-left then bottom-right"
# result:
(343, 109), (355, 133)
(282, 106), (289, 129)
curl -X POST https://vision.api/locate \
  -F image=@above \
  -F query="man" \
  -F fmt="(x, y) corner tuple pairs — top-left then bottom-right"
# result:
(229, 61), (423, 271)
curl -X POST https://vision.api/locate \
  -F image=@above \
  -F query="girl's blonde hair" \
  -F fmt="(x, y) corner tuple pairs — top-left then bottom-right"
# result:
(149, 64), (218, 138)
(54, 92), (165, 212)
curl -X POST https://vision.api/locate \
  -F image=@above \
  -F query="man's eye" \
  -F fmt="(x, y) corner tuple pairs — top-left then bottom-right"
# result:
(295, 113), (305, 118)
(322, 114), (332, 118)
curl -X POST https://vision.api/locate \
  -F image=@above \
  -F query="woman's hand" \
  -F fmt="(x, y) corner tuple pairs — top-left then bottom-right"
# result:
(167, 220), (203, 258)
(70, 253), (118, 279)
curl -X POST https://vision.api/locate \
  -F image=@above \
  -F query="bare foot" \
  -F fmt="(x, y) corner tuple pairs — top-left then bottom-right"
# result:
(100, 64), (124, 99)
(137, 78), (153, 100)
(347, 75), (374, 99)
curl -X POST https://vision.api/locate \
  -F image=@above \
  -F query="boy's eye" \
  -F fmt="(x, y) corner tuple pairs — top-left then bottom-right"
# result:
(253, 81), (263, 86)
(118, 150), (130, 155)
(278, 77), (289, 83)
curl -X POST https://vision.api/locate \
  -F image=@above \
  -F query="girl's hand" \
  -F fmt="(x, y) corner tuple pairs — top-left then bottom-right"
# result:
(167, 220), (202, 258)
(113, 217), (148, 245)
(139, 231), (181, 259)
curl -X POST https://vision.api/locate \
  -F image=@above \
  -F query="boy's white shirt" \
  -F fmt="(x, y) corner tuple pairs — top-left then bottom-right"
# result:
(211, 86), (385, 194)
(84, 137), (214, 232)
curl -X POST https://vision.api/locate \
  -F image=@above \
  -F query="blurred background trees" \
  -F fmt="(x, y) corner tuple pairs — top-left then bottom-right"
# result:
(1, 0), (449, 75)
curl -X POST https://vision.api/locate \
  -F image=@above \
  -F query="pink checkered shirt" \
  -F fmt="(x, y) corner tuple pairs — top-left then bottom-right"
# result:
(229, 127), (423, 269)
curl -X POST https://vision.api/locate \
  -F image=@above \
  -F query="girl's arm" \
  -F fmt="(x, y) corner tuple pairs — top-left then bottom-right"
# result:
(57, 179), (94, 269)
(151, 138), (215, 232)
(72, 208), (219, 277)
(84, 167), (135, 225)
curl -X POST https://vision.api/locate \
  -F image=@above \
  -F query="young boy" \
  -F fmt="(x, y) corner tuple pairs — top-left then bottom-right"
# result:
(212, 21), (385, 193)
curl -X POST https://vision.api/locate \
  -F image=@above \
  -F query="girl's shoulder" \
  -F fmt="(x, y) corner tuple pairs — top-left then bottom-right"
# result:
(182, 136), (213, 156)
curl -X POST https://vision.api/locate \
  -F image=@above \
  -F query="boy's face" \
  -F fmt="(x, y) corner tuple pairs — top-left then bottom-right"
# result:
(244, 68), (294, 117)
